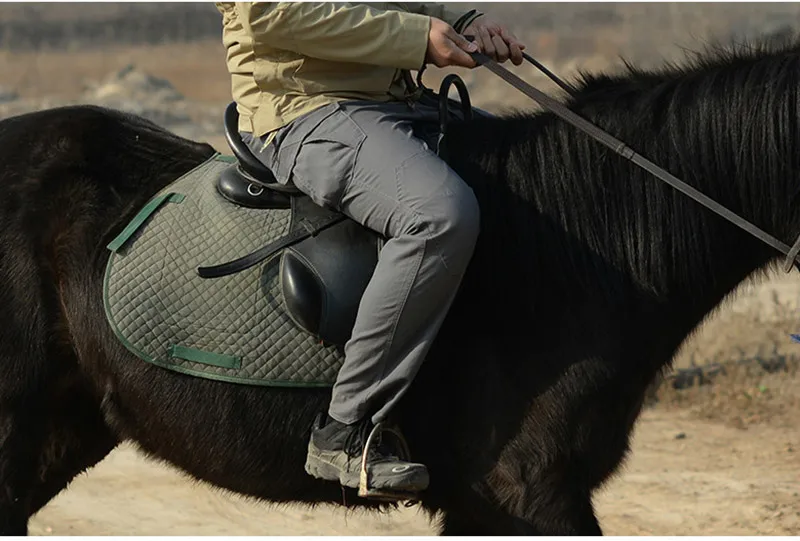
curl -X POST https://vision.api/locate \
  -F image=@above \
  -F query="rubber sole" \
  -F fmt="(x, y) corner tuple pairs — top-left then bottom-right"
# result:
(304, 453), (360, 489)
(305, 451), (427, 502)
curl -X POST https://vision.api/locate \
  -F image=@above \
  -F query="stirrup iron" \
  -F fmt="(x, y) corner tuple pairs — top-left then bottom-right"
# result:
(357, 422), (418, 503)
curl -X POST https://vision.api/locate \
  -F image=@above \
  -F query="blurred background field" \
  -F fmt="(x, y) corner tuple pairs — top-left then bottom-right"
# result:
(3, 3), (799, 535)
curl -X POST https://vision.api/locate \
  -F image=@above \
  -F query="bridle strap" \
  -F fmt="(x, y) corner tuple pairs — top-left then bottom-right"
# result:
(469, 50), (800, 272)
(784, 233), (800, 272)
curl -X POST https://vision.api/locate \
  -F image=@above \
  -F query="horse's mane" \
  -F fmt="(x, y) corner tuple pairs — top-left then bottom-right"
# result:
(452, 37), (800, 312)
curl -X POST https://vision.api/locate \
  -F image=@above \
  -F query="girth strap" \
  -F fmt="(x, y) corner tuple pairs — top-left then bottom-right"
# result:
(470, 50), (800, 272)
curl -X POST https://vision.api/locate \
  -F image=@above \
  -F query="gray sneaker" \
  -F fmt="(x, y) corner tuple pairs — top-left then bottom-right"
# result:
(304, 415), (429, 500)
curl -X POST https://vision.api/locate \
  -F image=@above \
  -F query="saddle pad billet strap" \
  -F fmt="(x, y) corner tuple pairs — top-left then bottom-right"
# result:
(197, 213), (347, 279)
(107, 192), (185, 253)
(168, 344), (241, 369)
(470, 51), (800, 271)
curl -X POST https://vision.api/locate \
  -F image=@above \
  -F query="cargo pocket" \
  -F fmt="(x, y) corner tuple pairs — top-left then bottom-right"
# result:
(288, 106), (367, 210)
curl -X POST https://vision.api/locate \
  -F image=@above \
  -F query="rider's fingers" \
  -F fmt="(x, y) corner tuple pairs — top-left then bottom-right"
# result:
(491, 34), (510, 63)
(478, 25), (495, 59)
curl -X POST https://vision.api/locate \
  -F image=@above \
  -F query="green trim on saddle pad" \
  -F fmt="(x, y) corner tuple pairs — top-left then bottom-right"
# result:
(107, 192), (185, 252)
(169, 345), (241, 369)
(102, 153), (345, 388)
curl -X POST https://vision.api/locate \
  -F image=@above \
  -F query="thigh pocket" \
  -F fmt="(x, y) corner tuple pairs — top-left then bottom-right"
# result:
(290, 108), (367, 209)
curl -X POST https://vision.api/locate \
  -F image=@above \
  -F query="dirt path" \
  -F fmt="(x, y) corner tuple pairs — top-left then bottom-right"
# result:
(597, 409), (800, 535)
(28, 408), (800, 536)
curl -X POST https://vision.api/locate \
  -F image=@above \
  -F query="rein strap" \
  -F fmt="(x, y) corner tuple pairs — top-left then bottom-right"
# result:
(470, 50), (800, 272)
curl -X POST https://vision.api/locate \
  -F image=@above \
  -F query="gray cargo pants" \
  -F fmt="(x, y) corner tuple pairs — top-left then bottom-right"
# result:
(242, 100), (479, 425)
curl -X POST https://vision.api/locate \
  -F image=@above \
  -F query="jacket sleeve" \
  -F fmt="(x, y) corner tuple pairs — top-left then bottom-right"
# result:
(403, 3), (483, 32)
(235, 2), (431, 70)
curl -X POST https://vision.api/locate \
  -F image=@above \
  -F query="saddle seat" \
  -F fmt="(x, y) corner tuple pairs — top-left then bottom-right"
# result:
(213, 102), (380, 348)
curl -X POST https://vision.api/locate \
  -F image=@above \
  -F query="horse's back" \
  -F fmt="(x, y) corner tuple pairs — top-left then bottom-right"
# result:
(0, 105), (215, 278)
(0, 105), (216, 372)
(0, 105), (212, 193)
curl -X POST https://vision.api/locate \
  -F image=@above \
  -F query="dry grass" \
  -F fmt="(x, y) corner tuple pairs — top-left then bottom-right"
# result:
(649, 274), (800, 428)
(0, 34), (623, 115)
(652, 359), (800, 430)
(0, 39), (230, 103)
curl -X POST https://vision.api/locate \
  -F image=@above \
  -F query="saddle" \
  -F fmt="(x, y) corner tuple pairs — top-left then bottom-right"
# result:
(210, 102), (381, 348)
(210, 76), (472, 347)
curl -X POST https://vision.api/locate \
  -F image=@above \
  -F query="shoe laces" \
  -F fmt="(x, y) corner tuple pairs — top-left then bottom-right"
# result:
(343, 420), (398, 463)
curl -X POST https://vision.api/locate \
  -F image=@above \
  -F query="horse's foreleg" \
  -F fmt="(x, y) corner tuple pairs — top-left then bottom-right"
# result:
(478, 452), (605, 535)
(438, 509), (505, 535)
(438, 486), (602, 536)
(508, 490), (603, 535)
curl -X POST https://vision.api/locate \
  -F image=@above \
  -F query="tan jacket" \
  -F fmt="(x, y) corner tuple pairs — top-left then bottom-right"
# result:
(216, 2), (481, 137)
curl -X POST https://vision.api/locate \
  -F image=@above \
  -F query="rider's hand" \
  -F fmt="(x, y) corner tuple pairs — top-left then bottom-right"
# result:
(426, 17), (478, 69)
(463, 16), (525, 66)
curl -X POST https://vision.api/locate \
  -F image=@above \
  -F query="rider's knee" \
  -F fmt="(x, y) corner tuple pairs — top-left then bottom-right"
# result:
(449, 184), (481, 246)
(420, 182), (480, 271)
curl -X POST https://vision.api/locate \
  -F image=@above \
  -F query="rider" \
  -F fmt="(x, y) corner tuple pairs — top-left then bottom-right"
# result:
(216, 2), (524, 497)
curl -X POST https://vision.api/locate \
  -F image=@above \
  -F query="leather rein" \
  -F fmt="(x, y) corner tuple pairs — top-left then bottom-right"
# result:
(464, 48), (800, 273)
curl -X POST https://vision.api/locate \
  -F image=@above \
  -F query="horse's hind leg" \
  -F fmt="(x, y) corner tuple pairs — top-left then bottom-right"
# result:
(0, 395), (49, 534)
(27, 385), (118, 519)
(0, 321), (116, 534)
(0, 376), (117, 535)
(0, 374), (107, 535)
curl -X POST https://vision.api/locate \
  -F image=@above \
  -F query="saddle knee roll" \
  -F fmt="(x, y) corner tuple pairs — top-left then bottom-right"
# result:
(278, 217), (380, 348)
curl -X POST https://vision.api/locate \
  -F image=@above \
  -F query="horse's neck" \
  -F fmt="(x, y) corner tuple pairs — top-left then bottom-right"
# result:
(455, 111), (784, 342)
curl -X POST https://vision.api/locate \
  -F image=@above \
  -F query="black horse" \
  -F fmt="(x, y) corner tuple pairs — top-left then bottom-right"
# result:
(1, 39), (799, 535)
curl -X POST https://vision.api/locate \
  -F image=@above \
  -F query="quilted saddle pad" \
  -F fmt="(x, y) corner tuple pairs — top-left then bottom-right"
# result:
(103, 154), (345, 387)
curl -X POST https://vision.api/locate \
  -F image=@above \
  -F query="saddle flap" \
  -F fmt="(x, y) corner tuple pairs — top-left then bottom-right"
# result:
(280, 198), (380, 346)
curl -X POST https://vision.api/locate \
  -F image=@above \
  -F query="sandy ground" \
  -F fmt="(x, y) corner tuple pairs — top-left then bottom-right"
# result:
(28, 406), (800, 536)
